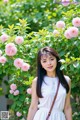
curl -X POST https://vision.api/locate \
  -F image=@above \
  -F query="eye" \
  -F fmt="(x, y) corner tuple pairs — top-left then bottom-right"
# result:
(42, 61), (46, 63)
(51, 58), (54, 60)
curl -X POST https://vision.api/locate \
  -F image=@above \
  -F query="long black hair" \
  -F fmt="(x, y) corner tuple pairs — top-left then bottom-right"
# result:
(36, 46), (69, 98)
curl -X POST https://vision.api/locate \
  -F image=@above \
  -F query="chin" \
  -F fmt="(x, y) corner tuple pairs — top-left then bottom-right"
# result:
(47, 69), (55, 72)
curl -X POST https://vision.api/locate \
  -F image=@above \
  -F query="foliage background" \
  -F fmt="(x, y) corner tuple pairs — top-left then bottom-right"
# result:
(0, 0), (80, 120)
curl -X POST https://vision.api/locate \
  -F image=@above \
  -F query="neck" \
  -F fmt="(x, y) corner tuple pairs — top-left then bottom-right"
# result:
(46, 71), (57, 77)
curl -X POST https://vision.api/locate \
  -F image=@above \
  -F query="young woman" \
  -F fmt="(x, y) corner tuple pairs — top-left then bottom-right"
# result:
(27, 46), (72, 120)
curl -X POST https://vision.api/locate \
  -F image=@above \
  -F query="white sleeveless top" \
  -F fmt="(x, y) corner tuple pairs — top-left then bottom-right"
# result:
(33, 75), (70, 120)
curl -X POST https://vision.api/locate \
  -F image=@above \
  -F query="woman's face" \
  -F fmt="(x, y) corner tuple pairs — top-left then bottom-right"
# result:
(40, 54), (57, 73)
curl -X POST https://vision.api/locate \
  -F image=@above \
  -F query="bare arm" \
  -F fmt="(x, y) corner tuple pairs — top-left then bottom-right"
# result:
(64, 78), (72, 120)
(27, 77), (39, 120)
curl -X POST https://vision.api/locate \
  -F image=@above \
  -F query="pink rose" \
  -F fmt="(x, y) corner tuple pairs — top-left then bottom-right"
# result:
(14, 58), (23, 69)
(5, 43), (17, 56)
(5, 43), (15, 49)
(72, 17), (80, 27)
(14, 90), (19, 96)
(56, 21), (65, 28)
(62, 0), (70, 6)
(10, 83), (17, 91)
(16, 112), (22, 117)
(27, 88), (32, 94)
(9, 90), (14, 94)
(68, 27), (79, 38)
(5, 47), (17, 56)
(3, 0), (9, 3)
(15, 36), (24, 45)
(21, 63), (30, 71)
(53, 30), (60, 37)
(64, 30), (72, 39)
(0, 56), (7, 64)
(0, 34), (8, 43)
(0, 50), (2, 56)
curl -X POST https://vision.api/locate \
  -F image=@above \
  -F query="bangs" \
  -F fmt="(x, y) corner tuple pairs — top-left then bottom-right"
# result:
(38, 46), (60, 63)
(40, 51), (54, 60)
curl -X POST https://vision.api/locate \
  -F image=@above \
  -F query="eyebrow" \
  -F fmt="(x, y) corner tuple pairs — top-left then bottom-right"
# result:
(41, 56), (54, 60)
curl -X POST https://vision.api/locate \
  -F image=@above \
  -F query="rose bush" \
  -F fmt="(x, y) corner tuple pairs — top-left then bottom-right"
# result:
(0, 0), (80, 120)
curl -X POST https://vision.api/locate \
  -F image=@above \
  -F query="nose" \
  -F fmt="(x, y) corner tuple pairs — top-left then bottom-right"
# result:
(47, 60), (51, 65)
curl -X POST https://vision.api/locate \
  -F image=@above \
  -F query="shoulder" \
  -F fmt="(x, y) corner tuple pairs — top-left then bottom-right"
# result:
(64, 75), (71, 84)
(32, 77), (37, 83)
(32, 77), (37, 87)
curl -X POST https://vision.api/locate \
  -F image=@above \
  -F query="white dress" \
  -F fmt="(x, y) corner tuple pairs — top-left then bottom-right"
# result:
(33, 75), (70, 120)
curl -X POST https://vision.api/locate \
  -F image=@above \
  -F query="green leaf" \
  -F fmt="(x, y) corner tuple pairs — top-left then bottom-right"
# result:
(16, 101), (23, 107)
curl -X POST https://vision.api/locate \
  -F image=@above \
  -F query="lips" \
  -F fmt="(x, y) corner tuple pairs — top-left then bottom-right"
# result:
(47, 66), (53, 69)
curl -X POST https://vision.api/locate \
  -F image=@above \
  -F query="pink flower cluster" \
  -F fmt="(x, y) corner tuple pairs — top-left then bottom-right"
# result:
(10, 83), (19, 96)
(0, 34), (9, 43)
(0, 34), (24, 45)
(72, 17), (80, 27)
(16, 111), (22, 117)
(14, 58), (30, 71)
(64, 27), (79, 39)
(15, 36), (24, 45)
(0, 56), (7, 64)
(56, 21), (65, 28)
(27, 88), (32, 94)
(5, 43), (17, 56)
(54, 17), (80, 39)
(61, 0), (70, 6)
